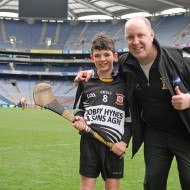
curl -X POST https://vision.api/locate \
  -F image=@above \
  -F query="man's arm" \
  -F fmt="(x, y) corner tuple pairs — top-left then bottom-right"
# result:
(74, 70), (94, 83)
(172, 50), (190, 110)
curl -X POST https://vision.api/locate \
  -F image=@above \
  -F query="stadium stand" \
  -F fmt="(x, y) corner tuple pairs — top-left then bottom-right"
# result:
(154, 15), (190, 46)
(1, 15), (190, 51)
(0, 14), (190, 108)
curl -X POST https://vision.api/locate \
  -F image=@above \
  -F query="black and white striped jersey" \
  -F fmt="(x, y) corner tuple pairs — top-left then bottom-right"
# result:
(73, 72), (130, 143)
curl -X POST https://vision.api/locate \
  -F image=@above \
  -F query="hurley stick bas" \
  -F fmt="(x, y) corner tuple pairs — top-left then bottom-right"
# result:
(33, 83), (121, 154)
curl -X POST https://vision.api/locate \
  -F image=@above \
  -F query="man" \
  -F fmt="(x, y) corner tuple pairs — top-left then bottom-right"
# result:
(75, 17), (190, 190)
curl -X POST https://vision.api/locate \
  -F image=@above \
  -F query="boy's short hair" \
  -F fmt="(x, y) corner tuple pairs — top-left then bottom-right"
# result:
(91, 32), (115, 54)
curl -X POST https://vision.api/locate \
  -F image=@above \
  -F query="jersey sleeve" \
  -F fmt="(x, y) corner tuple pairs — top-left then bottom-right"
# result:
(73, 82), (85, 117)
(121, 97), (132, 144)
(121, 123), (132, 145)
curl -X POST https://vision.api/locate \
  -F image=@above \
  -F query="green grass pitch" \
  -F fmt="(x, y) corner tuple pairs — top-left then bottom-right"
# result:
(0, 108), (181, 190)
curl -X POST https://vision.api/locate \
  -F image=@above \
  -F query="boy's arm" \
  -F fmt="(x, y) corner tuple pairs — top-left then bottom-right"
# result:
(111, 122), (132, 157)
(121, 121), (132, 145)
(73, 82), (85, 117)
(121, 102), (132, 145)
(111, 110), (132, 157)
(72, 82), (87, 131)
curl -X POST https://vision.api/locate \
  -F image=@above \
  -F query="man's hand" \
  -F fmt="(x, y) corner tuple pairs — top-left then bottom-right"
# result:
(172, 86), (190, 110)
(111, 141), (127, 157)
(74, 70), (94, 83)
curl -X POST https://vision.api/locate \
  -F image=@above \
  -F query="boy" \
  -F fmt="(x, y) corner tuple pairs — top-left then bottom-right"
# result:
(73, 33), (131, 190)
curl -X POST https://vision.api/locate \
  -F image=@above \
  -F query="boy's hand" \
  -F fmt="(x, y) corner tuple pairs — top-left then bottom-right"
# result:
(111, 141), (127, 157)
(72, 116), (86, 131)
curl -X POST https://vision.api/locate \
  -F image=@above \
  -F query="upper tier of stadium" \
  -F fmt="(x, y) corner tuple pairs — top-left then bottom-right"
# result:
(0, 0), (189, 20)
(0, 14), (190, 52)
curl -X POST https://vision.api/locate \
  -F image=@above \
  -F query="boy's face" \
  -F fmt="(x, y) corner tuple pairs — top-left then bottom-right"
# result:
(90, 49), (118, 75)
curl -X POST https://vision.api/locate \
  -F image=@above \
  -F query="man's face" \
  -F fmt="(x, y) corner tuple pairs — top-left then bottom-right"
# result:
(90, 49), (117, 75)
(125, 20), (154, 64)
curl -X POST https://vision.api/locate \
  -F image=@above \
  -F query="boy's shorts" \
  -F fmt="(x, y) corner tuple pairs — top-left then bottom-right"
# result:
(79, 135), (124, 181)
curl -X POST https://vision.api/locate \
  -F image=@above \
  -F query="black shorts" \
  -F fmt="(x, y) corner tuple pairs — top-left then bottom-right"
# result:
(79, 135), (124, 181)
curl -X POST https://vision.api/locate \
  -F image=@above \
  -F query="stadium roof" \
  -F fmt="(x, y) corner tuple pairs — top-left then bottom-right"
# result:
(0, 0), (189, 20)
